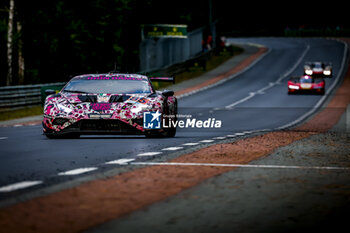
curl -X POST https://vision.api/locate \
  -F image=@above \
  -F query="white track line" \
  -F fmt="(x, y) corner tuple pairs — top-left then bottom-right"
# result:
(0, 137), (8, 140)
(176, 45), (271, 99)
(105, 158), (135, 165)
(182, 142), (200, 146)
(277, 40), (348, 130)
(58, 167), (97, 176)
(0, 181), (43, 192)
(162, 147), (183, 151)
(234, 133), (246, 136)
(137, 152), (162, 157)
(276, 45), (310, 83)
(225, 93), (255, 109)
(199, 140), (214, 143)
(130, 162), (350, 171)
(213, 136), (226, 140)
(225, 45), (310, 109)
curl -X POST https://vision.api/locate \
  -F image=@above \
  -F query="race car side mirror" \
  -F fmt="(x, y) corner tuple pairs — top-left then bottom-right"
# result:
(45, 89), (56, 96)
(162, 90), (174, 97)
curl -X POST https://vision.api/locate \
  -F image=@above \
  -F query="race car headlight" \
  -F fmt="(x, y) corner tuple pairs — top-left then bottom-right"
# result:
(288, 85), (299, 90)
(57, 103), (73, 114)
(130, 104), (152, 114)
(305, 69), (313, 75)
(323, 70), (331, 75)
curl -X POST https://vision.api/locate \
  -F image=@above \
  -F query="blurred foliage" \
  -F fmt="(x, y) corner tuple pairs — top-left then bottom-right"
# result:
(0, 105), (43, 121)
(0, 0), (348, 86)
(0, 0), (212, 86)
(152, 45), (243, 90)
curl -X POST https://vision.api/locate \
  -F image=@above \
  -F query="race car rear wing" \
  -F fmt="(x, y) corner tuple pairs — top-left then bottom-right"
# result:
(149, 77), (175, 84)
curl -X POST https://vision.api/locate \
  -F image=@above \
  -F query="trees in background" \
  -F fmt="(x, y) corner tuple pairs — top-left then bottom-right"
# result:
(0, 0), (211, 86)
(5, 0), (13, 86)
(1, 0), (349, 86)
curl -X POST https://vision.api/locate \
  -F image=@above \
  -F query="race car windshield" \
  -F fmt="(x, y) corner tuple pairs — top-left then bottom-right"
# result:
(314, 63), (322, 68)
(63, 79), (152, 94)
(300, 78), (313, 84)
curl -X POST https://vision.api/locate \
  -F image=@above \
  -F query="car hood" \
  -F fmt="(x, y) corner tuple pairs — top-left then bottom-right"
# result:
(44, 92), (164, 120)
(60, 92), (150, 104)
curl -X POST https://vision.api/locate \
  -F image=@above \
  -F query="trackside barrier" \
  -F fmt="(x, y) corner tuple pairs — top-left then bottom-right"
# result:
(140, 27), (205, 72)
(146, 48), (217, 78)
(0, 48), (215, 110)
(0, 82), (65, 110)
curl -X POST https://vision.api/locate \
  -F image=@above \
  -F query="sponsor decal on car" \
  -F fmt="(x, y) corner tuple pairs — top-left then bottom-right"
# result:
(91, 103), (112, 111)
(97, 94), (110, 103)
(86, 75), (144, 81)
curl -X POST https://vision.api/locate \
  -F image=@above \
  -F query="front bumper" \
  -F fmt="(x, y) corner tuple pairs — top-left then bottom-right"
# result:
(288, 87), (325, 94)
(43, 116), (146, 136)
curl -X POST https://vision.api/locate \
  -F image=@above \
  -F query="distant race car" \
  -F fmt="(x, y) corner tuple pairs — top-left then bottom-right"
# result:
(42, 73), (177, 138)
(288, 75), (325, 95)
(304, 61), (332, 77)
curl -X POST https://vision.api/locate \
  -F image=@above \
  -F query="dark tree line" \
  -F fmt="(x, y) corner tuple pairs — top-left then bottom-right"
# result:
(0, 0), (212, 86)
(1, 0), (348, 86)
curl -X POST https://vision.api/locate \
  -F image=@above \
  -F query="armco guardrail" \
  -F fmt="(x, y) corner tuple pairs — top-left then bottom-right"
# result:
(0, 82), (66, 109)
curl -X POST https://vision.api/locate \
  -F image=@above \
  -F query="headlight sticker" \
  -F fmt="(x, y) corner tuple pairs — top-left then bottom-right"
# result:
(91, 103), (112, 111)
(57, 103), (73, 114)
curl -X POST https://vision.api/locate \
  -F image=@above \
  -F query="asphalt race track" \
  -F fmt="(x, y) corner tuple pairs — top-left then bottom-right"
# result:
(0, 38), (347, 202)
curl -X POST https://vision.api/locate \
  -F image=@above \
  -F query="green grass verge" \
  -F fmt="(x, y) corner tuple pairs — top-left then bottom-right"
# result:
(0, 106), (43, 121)
(152, 46), (243, 90)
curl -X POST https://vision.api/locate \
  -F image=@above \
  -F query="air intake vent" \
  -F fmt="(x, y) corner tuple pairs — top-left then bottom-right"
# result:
(109, 95), (131, 103)
(78, 95), (97, 103)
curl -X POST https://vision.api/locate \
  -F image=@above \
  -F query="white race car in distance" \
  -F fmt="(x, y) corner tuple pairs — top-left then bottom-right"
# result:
(304, 61), (332, 77)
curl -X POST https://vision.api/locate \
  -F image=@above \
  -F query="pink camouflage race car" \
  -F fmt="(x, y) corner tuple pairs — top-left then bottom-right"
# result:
(42, 73), (177, 138)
